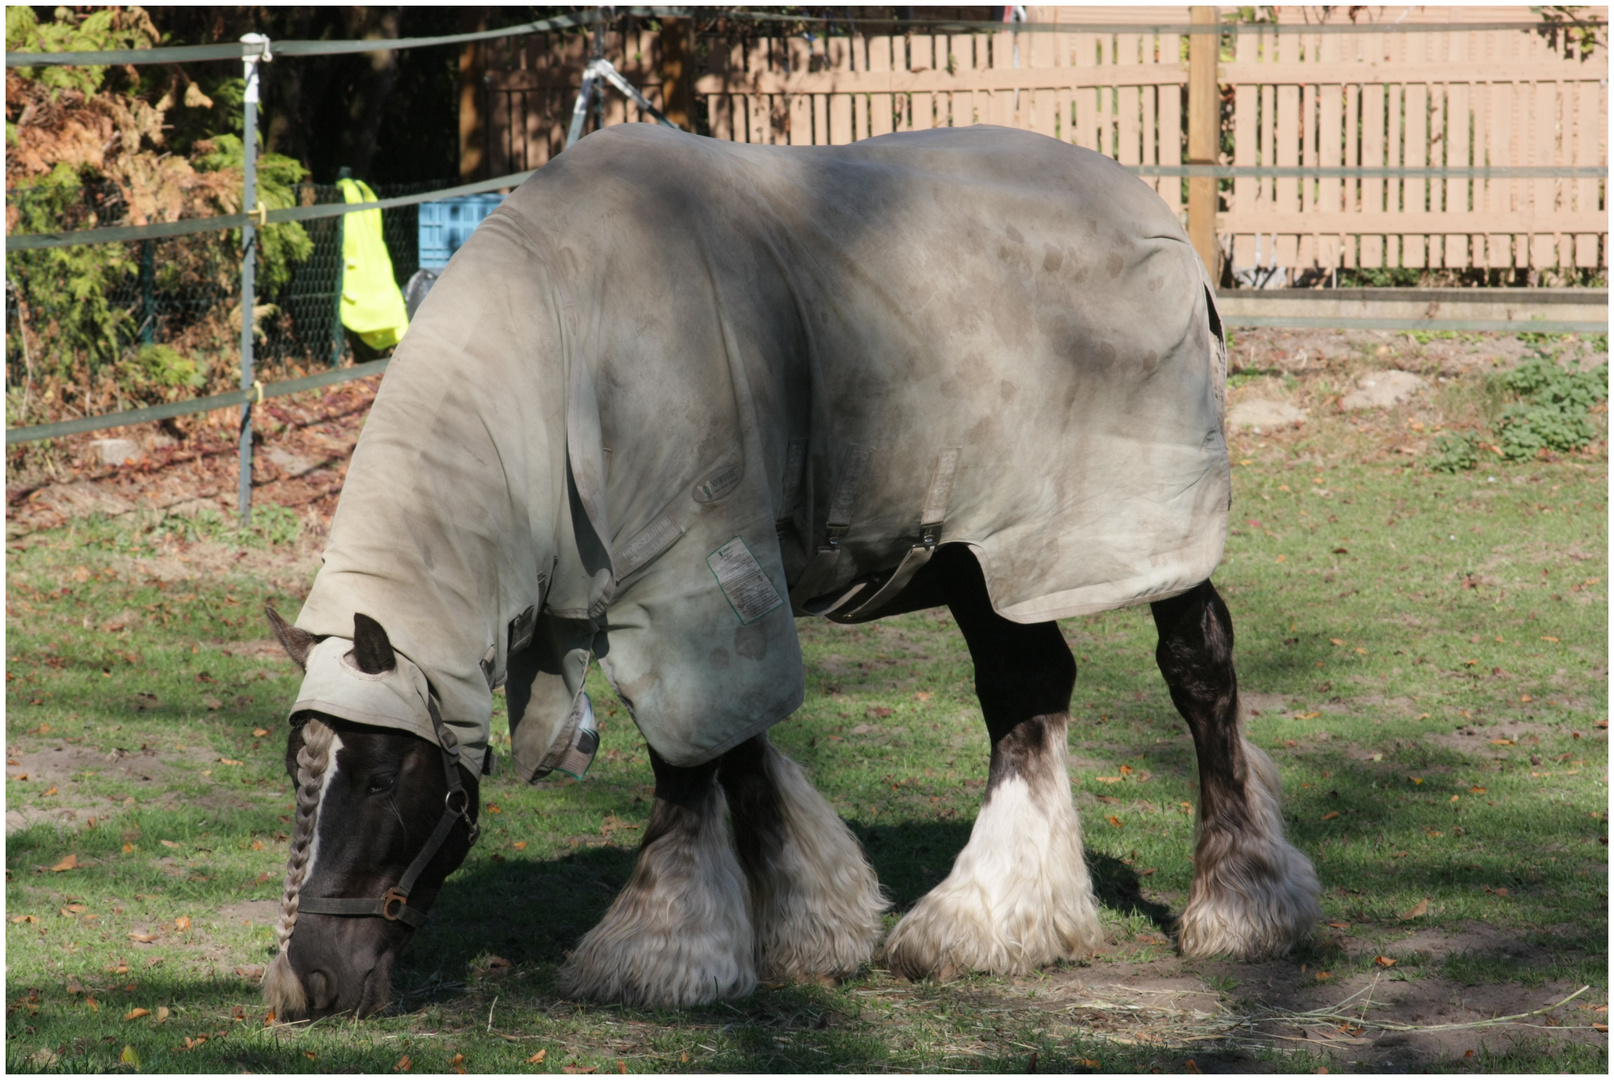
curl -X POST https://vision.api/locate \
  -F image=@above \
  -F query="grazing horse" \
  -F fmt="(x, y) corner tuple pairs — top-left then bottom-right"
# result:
(263, 124), (1320, 1020)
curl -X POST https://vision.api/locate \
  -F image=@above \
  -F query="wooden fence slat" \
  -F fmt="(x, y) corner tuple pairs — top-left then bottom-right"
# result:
(1575, 78), (1601, 267)
(1231, 27), (1257, 269)
(869, 32), (894, 136)
(1317, 31), (1342, 272)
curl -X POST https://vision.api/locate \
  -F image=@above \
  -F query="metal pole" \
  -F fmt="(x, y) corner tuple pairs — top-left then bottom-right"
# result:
(238, 33), (270, 526)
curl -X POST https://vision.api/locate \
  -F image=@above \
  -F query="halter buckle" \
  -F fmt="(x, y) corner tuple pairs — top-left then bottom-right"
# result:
(381, 887), (410, 921)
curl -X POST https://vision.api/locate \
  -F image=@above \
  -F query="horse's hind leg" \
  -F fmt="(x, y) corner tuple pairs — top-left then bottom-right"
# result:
(1151, 580), (1320, 959)
(559, 751), (754, 1007)
(718, 734), (887, 982)
(885, 547), (1101, 980)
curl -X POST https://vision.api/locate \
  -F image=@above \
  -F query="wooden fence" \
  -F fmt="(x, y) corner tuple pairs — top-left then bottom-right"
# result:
(478, 5), (1607, 276)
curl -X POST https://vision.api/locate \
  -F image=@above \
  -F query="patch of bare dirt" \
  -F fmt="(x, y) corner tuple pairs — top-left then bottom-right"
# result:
(3, 741), (217, 835)
(1007, 920), (1604, 1071)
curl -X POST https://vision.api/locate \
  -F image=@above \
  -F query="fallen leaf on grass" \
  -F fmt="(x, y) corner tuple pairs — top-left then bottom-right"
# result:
(174, 916), (190, 931)
(1327, 921), (1350, 929)
(1094, 776), (1122, 784)
(1374, 956), (1398, 967)
(50, 854), (79, 872)
(1490, 738), (1515, 746)
(12, 914), (37, 924)
(527, 1049), (547, 1064)
(218, 757), (243, 766)
(1595, 1023), (1610, 1033)
(85, 995), (99, 1011)
(1315, 971), (1333, 981)
(394, 1054), (412, 1072)
(1400, 898), (1429, 920)
(562, 1067), (597, 1075)
(160, 840), (181, 849)
(156, 1006), (169, 1024)
(61, 903), (86, 916)
(252, 728), (270, 737)
(486, 803), (502, 814)
(915, 691), (932, 702)
(867, 706), (893, 719)
(124, 1008), (150, 1021)
(128, 932), (161, 943)
(512, 841), (527, 851)
(1185, 1061), (1202, 1074)
(41, 785), (59, 796)
(1470, 785), (1487, 794)
(1321, 811), (1340, 821)
(1106, 815), (1123, 827)
(120, 1045), (139, 1068)
(122, 843), (136, 853)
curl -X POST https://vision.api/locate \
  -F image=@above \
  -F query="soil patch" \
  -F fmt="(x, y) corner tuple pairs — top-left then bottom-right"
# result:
(4, 742), (215, 835)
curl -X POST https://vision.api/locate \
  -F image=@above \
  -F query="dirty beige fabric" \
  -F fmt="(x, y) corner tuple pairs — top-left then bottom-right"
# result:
(291, 124), (1229, 775)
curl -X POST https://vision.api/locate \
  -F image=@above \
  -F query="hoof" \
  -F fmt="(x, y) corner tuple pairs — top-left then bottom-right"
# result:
(744, 746), (888, 982)
(1178, 743), (1321, 960)
(884, 751), (1100, 980)
(559, 787), (755, 1008)
(1176, 834), (1321, 960)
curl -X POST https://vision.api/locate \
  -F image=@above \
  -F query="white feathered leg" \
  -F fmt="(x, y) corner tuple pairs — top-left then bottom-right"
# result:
(721, 736), (887, 982)
(559, 779), (755, 1007)
(884, 714), (1101, 980)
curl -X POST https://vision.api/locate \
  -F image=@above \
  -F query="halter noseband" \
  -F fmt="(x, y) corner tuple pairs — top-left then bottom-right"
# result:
(295, 698), (480, 929)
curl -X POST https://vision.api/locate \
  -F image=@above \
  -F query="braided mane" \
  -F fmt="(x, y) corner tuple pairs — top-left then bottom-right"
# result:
(262, 718), (337, 1016)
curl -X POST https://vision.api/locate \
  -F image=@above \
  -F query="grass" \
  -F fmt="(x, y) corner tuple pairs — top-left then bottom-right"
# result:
(5, 383), (1608, 1071)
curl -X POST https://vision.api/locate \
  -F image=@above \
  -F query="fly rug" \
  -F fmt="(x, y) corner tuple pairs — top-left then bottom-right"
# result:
(262, 124), (1320, 1020)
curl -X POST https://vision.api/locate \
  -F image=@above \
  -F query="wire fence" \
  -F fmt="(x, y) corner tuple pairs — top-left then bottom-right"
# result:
(6, 179), (439, 381)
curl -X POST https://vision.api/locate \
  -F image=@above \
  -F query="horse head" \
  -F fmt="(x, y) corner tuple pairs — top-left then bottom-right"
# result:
(261, 608), (481, 1020)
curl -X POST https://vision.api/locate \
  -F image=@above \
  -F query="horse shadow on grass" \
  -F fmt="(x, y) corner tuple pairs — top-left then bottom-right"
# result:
(397, 817), (1177, 1014)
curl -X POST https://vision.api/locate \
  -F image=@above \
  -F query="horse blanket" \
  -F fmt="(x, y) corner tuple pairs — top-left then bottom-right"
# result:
(289, 124), (1229, 779)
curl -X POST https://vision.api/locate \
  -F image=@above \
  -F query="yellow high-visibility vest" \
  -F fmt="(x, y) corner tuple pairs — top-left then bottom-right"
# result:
(338, 178), (409, 350)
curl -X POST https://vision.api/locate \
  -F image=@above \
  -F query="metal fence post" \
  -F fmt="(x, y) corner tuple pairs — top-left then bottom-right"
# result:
(1186, 7), (1220, 281)
(238, 33), (271, 527)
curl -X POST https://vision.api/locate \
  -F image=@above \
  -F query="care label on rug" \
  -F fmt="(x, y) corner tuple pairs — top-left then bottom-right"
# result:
(707, 537), (784, 624)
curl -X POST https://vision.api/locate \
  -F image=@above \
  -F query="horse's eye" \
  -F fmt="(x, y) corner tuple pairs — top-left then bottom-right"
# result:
(367, 774), (396, 795)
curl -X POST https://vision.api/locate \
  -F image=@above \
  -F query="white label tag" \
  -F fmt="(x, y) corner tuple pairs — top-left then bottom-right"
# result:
(707, 537), (785, 625)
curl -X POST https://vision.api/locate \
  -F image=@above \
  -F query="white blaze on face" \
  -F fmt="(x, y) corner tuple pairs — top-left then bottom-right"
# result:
(300, 731), (345, 887)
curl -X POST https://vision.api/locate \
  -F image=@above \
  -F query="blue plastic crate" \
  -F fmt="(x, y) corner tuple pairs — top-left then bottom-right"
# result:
(418, 194), (506, 270)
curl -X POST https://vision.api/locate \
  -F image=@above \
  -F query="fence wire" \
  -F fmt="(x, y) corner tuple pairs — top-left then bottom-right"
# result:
(6, 178), (440, 397)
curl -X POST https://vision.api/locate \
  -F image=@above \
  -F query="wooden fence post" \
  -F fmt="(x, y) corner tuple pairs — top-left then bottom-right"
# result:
(1187, 6), (1220, 280)
(458, 7), (488, 181)
(660, 17), (694, 131)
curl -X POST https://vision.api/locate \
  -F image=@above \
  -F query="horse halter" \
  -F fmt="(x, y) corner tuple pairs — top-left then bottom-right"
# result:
(295, 698), (480, 929)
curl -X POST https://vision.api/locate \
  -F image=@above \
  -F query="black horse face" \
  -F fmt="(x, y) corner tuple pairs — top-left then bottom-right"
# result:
(263, 611), (479, 1020)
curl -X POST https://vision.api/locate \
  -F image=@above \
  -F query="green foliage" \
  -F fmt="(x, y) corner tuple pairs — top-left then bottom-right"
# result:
(1493, 355), (1608, 462)
(117, 343), (207, 396)
(159, 503), (301, 548)
(8, 165), (135, 377)
(192, 134), (314, 295)
(4, 6), (157, 99)
(1428, 431), (1481, 473)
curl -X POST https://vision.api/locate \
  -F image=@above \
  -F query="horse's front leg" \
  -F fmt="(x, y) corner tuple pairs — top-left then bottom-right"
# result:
(884, 550), (1102, 979)
(559, 751), (754, 1007)
(1151, 580), (1320, 959)
(717, 734), (887, 983)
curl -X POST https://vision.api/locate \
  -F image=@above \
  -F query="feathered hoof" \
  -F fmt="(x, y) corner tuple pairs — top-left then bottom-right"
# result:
(746, 745), (888, 983)
(883, 767), (1102, 981)
(559, 787), (757, 1008)
(1176, 834), (1322, 961)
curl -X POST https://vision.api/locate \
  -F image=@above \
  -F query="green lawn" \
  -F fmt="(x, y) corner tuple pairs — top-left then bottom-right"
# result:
(5, 424), (1607, 1072)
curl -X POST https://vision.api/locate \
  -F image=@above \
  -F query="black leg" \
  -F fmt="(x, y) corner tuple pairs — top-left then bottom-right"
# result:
(1151, 579), (1320, 959)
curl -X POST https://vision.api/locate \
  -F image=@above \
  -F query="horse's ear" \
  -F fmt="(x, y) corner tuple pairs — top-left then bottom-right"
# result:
(265, 606), (315, 671)
(351, 613), (397, 675)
